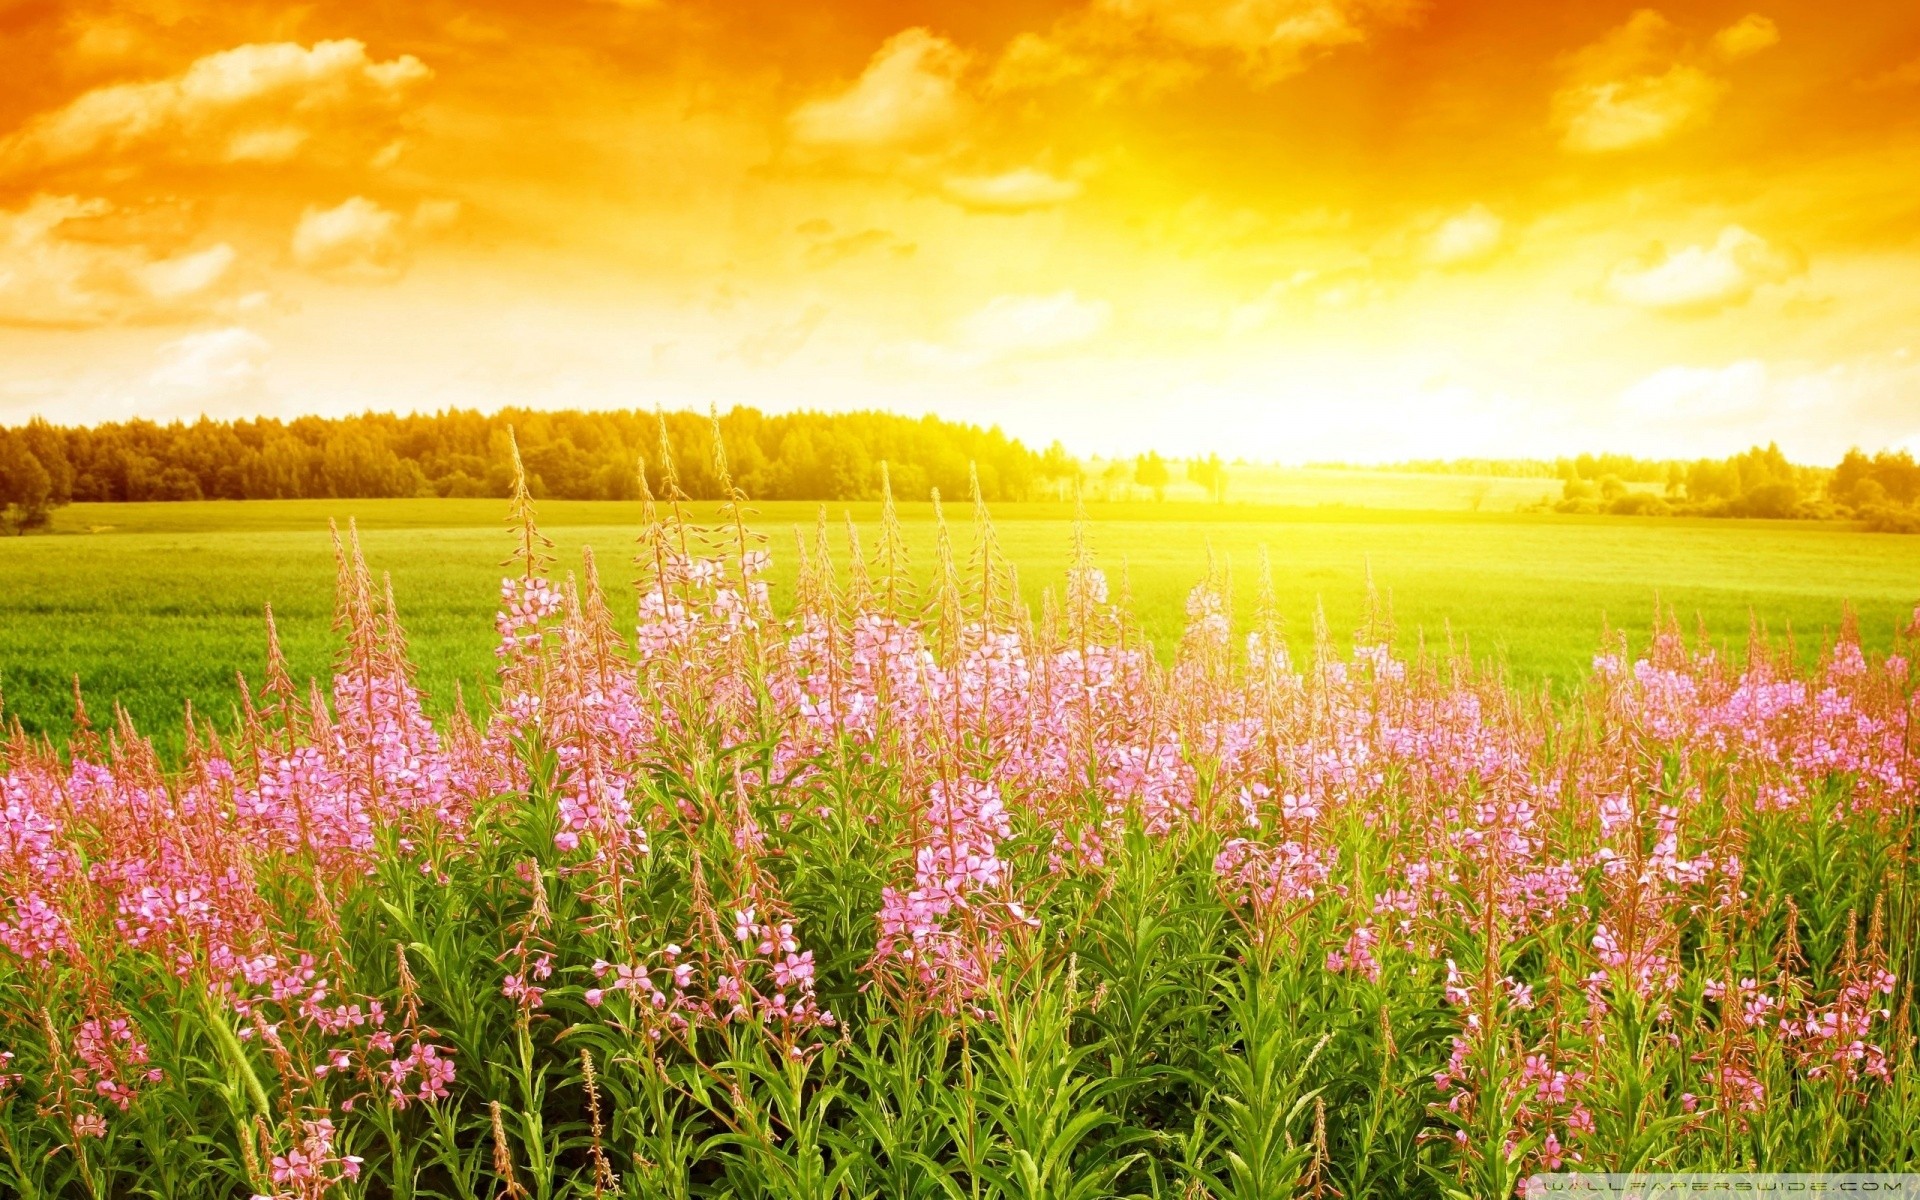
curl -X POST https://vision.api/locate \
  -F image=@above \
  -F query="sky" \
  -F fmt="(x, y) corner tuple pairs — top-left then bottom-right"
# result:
(1, 0), (1917, 462)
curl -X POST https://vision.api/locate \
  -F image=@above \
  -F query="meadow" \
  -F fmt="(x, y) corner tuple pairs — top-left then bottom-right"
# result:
(0, 465), (1914, 1200)
(2, 490), (1917, 761)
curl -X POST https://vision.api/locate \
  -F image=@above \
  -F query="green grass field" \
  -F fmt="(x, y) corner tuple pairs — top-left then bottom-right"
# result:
(4, 495), (1917, 758)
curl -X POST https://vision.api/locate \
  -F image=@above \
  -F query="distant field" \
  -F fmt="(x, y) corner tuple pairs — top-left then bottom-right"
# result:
(3, 494), (1918, 758)
(1090, 463), (1575, 509)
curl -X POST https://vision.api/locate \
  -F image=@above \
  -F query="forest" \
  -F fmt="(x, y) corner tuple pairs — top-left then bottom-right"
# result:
(0, 407), (1076, 530)
(5, 406), (1920, 534)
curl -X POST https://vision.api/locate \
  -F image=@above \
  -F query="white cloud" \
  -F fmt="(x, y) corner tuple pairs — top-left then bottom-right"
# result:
(789, 29), (967, 153)
(0, 39), (431, 173)
(1097, 0), (1397, 63)
(1227, 265), (1388, 331)
(1619, 359), (1769, 419)
(999, 0), (1417, 91)
(1610, 356), (1906, 460)
(883, 290), (1111, 369)
(147, 326), (271, 414)
(292, 197), (408, 283)
(1556, 65), (1723, 152)
(0, 194), (240, 326)
(738, 304), (829, 368)
(941, 168), (1083, 212)
(1605, 226), (1803, 314)
(1426, 204), (1505, 268)
(1711, 14), (1779, 61)
(410, 198), (462, 233)
(137, 244), (238, 301)
(961, 290), (1111, 352)
(1553, 10), (1775, 153)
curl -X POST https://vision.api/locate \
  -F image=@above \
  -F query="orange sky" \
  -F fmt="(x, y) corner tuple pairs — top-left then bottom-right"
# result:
(1, 0), (1918, 460)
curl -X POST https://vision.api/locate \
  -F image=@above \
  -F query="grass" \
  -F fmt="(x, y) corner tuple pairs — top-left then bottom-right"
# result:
(1081, 464), (1576, 508)
(3, 496), (1917, 758)
(1, 490), (1914, 1198)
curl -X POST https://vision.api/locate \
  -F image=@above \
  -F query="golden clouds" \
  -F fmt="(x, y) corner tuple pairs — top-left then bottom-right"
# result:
(138, 244), (237, 301)
(0, 0), (1917, 457)
(789, 30), (968, 155)
(1426, 205), (1506, 269)
(291, 197), (407, 282)
(1604, 227), (1804, 315)
(0, 40), (429, 175)
(146, 325), (271, 413)
(961, 291), (1111, 352)
(1096, 0), (1411, 70)
(1553, 10), (1777, 153)
(1861, 55), (1920, 89)
(0, 195), (245, 327)
(941, 169), (1082, 212)
(993, 0), (1416, 94)
(885, 291), (1112, 370)
(1712, 14), (1781, 60)
(783, 28), (1087, 220)
(290, 195), (456, 284)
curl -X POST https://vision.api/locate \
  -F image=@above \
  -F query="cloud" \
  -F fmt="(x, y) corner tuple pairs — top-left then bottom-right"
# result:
(1861, 55), (1920, 90)
(737, 304), (829, 368)
(1555, 68), (1721, 152)
(961, 290), (1110, 352)
(146, 326), (271, 414)
(789, 30), (968, 154)
(292, 197), (409, 283)
(1553, 10), (1775, 153)
(138, 243), (238, 301)
(1098, 0), (1401, 67)
(1426, 204), (1504, 268)
(1619, 359), (1768, 419)
(798, 225), (915, 268)
(941, 168), (1082, 212)
(410, 198), (462, 233)
(884, 290), (1110, 369)
(0, 194), (240, 327)
(1604, 225), (1803, 315)
(1228, 264), (1390, 331)
(993, 0), (1416, 93)
(0, 39), (430, 175)
(1711, 14), (1779, 60)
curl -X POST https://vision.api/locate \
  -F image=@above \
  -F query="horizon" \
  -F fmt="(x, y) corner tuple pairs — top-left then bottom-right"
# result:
(2, 2), (1918, 461)
(0, 401), (1897, 473)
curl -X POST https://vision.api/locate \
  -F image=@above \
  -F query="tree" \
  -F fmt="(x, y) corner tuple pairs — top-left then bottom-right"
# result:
(1187, 453), (1227, 503)
(1737, 481), (1800, 519)
(0, 430), (53, 533)
(1870, 450), (1920, 505)
(1134, 451), (1170, 502)
(1037, 441), (1082, 501)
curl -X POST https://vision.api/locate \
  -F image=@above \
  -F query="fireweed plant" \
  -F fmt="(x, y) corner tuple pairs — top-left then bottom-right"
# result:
(1, 424), (1917, 1200)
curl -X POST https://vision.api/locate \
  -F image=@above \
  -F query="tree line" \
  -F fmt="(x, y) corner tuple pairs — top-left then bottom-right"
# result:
(1548, 442), (1920, 530)
(6, 408), (1916, 533)
(0, 407), (1083, 532)
(1326, 444), (1920, 530)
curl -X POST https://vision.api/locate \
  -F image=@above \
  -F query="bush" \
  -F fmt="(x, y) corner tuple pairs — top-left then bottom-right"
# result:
(1733, 480), (1801, 518)
(1606, 491), (1669, 516)
(1862, 503), (1920, 534)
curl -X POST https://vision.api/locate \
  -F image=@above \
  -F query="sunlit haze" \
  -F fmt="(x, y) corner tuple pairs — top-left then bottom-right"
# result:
(3, 0), (1918, 461)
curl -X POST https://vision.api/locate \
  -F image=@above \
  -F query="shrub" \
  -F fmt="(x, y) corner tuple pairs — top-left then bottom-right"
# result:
(1606, 491), (1669, 516)
(1862, 503), (1920, 534)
